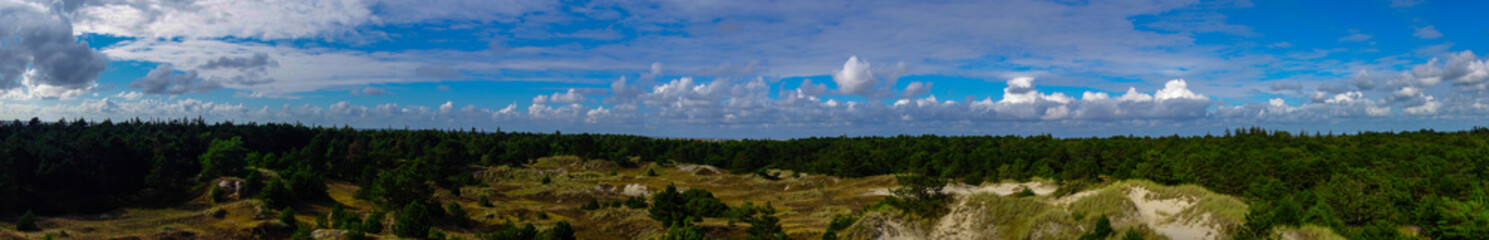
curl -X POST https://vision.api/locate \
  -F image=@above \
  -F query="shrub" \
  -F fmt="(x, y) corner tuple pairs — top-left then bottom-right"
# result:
(581, 199), (601, 210)
(291, 225), (313, 240)
(659, 223), (707, 240)
(447, 202), (470, 228)
(650, 185), (688, 226)
(279, 207), (298, 227)
(1122, 228), (1144, 240)
(363, 210), (386, 234)
(625, 196), (648, 209)
(743, 203), (788, 240)
(479, 196), (495, 207)
(1078, 215), (1113, 240)
(257, 178), (294, 208)
(1015, 187), (1036, 197)
(16, 210), (39, 231)
(546, 221), (576, 240)
(394, 201), (432, 238)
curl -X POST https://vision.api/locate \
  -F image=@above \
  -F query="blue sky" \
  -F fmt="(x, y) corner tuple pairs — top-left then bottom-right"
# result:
(2, 0), (1489, 138)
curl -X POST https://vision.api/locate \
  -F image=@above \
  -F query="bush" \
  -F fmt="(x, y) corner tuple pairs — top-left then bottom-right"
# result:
(479, 196), (495, 207)
(291, 225), (313, 240)
(257, 178), (294, 208)
(1122, 228), (1144, 240)
(541, 175), (552, 184)
(625, 196), (648, 209)
(1015, 187), (1037, 197)
(546, 221), (576, 240)
(279, 207), (298, 227)
(822, 214), (859, 240)
(650, 185), (688, 226)
(16, 210), (38, 231)
(659, 223), (707, 240)
(363, 210), (386, 234)
(1078, 215), (1113, 240)
(447, 202), (470, 228)
(394, 201), (432, 238)
(581, 199), (601, 210)
(743, 203), (788, 240)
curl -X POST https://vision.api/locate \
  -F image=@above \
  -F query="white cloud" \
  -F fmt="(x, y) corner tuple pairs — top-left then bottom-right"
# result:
(128, 64), (222, 95)
(70, 0), (375, 39)
(832, 56), (877, 96)
(1414, 25), (1443, 39)
(103, 39), (425, 96)
(546, 89), (588, 103)
(0, 1), (108, 100)
(902, 81), (931, 99)
(1339, 29), (1373, 42)
(113, 91), (144, 100)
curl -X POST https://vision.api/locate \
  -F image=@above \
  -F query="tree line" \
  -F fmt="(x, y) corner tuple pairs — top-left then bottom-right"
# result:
(0, 118), (1486, 239)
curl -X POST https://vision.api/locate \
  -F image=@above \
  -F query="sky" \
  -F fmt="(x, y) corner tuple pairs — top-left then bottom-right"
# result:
(1, 0), (1488, 138)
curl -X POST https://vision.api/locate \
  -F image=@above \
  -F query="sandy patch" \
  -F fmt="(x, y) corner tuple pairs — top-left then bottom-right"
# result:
(1052, 189), (1101, 206)
(1127, 187), (1219, 240)
(862, 181), (1057, 197)
(621, 184), (651, 197)
(675, 164), (722, 175)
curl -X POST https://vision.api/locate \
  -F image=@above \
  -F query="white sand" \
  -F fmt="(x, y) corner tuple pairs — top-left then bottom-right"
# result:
(862, 181), (1057, 197)
(1127, 187), (1219, 240)
(621, 184), (651, 197)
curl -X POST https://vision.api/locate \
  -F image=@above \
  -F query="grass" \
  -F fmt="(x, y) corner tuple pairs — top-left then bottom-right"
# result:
(5, 156), (1255, 240)
(1274, 225), (1347, 240)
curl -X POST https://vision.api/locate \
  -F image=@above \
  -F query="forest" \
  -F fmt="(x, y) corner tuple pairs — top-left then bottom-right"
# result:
(0, 117), (1487, 239)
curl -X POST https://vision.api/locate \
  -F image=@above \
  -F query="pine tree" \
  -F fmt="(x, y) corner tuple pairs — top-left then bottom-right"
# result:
(279, 207), (298, 227)
(393, 201), (431, 238)
(16, 210), (39, 231)
(547, 221), (576, 240)
(650, 185), (688, 226)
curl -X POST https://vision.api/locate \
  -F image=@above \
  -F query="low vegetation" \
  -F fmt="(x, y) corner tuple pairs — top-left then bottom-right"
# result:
(0, 119), (1486, 239)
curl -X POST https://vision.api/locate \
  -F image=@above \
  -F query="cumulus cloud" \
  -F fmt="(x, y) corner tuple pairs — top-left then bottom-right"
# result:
(1406, 50), (1489, 91)
(546, 89), (588, 104)
(902, 81), (932, 99)
(832, 56), (877, 96)
(0, 2), (109, 99)
(128, 64), (221, 95)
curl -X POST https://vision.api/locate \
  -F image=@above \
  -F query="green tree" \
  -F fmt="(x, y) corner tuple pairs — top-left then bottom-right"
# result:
(363, 210), (386, 234)
(1121, 228), (1144, 240)
(650, 185), (688, 226)
(257, 178), (293, 208)
(279, 207), (298, 227)
(291, 225), (314, 240)
(581, 199), (601, 210)
(198, 137), (248, 179)
(743, 203), (788, 240)
(1079, 215), (1114, 240)
(659, 223), (707, 240)
(546, 221), (576, 240)
(447, 202), (470, 228)
(16, 210), (38, 231)
(479, 196), (495, 207)
(625, 196), (648, 209)
(394, 201), (432, 238)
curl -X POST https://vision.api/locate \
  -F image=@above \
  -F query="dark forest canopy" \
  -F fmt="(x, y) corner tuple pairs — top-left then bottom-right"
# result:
(0, 117), (1487, 239)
